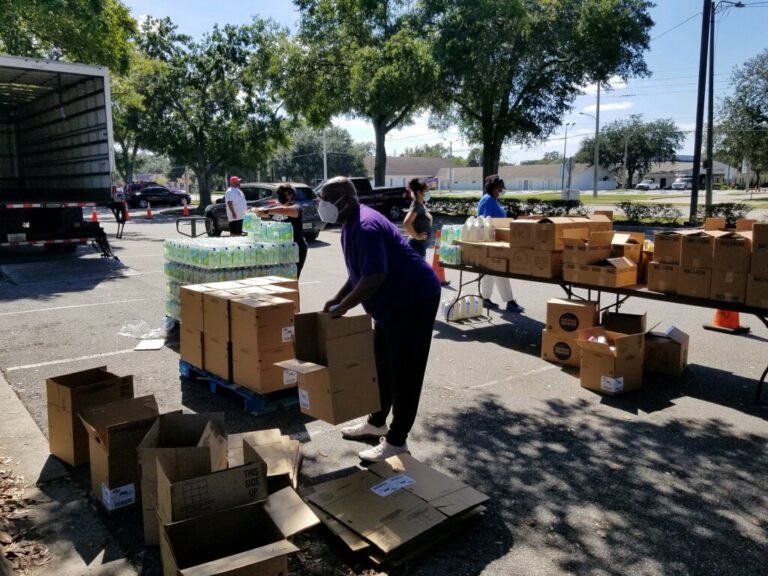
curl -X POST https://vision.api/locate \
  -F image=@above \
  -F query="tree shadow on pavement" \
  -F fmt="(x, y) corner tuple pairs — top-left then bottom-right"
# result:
(414, 396), (768, 576)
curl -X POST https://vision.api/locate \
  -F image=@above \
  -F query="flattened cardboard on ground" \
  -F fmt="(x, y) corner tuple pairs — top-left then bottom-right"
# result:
(647, 262), (679, 294)
(228, 429), (302, 493)
(562, 230), (613, 265)
(710, 230), (751, 273)
(677, 266), (712, 299)
(746, 274), (768, 309)
(79, 395), (160, 512)
(710, 270), (747, 304)
(645, 326), (689, 377)
(653, 231), (683, 264)
(278, 312), (379, 425)
(576, 327), (644, 395)
(545, 298), (599, 336)
(680, 231), (714, 268)
(156, 440), (268, 530)
(160, 490), (318, 576)
(46, 366), (134, 467)
(601, 311), (647, 335)
(179, 326), (203, 368)
(138, 414), (227, 545)
(530, 250), (563, 278)
(540, 329), (580, 367)
(304, 454), (488, 556)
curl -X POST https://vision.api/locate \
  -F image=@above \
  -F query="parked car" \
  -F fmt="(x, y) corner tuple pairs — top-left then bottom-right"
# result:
(125, 182), (191, 208)
(671, 177), (693, 190)
(635, 179), (660, 191)
(204, 182), (325, 241)
(314, 177), (410, 221)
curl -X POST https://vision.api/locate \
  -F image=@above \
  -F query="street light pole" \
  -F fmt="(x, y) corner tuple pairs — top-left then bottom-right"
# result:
(706, 1), (745, 215)
(561, 122), (575, 192)
(593, 83), (600, 198)
(689, 0), (712, 224)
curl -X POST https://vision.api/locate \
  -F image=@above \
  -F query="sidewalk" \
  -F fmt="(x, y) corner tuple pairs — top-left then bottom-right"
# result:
(0, 373), (136, 576)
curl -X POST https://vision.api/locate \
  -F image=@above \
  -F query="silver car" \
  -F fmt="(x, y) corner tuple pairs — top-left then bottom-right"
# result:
(671, 177), (693, 190)
(204, 182), (325, 241)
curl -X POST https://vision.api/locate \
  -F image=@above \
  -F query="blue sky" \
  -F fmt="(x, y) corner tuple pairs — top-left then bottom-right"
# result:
(123, 0), (768, 163)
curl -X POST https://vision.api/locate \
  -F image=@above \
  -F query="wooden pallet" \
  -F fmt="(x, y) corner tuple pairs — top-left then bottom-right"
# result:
(179, 360), (298, 415)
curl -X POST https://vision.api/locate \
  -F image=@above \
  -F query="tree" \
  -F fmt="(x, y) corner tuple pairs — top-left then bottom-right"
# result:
(716, 50), (768, 188)
(284, 1), (439, 185)
(574, 115), (684, 187)
(138, 17), (289, 208)
(521, 151), (564, 165)
(402, 143), (450, 158)
(271, 126), (367, 184)
(466, 147), (483, 167)
(0, 0), (136, 72)
(420, 0), (653, 180)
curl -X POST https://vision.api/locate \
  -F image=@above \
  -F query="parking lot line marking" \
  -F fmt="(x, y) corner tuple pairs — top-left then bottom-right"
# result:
(6, 349), (135, 372)
(468, 365), (556, 390)
(0, 297), (161, 316)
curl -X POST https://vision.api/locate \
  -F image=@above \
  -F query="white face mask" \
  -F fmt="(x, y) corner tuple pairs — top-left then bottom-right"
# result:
(318, 196), (345, 223)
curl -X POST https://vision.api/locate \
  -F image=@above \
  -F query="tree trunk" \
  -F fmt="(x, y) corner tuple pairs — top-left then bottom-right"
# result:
(481, 131), (501, 182)
(196, 167), (212, 212)
(627, 170), (635, 189)
(372, 119), (387, 187)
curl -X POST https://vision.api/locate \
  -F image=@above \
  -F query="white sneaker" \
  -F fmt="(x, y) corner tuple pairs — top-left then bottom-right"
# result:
(358, 437), (409, 463)
(340, 420), (389, 441)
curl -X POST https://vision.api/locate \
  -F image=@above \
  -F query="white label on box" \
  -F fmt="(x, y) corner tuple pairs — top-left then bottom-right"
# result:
(370, 474), (416, 497)
(298, 388), (309, 409)
(600, 376), (624, 393)
(283, 369), (297, 386)
(282, 326), (295, 343)
(101, 482), (136, 511)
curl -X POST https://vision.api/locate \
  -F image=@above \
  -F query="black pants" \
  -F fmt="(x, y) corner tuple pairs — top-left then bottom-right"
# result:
(297, 242), (308, 277)
(229, 219), (243, 235)
(368, 295), (440, 446)
(408, 237), (428, 258)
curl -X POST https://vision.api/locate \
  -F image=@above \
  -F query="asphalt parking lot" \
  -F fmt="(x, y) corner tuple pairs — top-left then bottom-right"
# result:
(1, 207), (767, 576)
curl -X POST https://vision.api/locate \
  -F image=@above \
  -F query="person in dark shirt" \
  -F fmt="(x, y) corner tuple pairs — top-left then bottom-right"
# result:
(403, 178), (433, 258)
(319, 176), (441, 463)
(253, 184), (308, 277)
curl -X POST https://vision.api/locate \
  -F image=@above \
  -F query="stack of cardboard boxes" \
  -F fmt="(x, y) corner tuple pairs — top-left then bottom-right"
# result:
(648, 220), (768, 306)
(179, 276), (299, 395)
(458, 215), (613, 279)
(561, 229), (640, 288)
(540, 299), (599, 367)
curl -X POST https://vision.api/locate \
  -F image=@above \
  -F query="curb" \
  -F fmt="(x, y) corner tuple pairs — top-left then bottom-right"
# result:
(0, 373), (137, 576)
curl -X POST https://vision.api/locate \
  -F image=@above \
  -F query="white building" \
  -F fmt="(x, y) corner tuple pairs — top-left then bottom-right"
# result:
(435, 163), (616, 192)
(364, 156), (455, 187)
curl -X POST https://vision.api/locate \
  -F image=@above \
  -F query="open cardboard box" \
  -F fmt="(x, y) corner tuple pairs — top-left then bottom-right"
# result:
(562, 230), (613, 265)
(138, 414), (227, 545)
(563, 257), (637, 288)
(575, 327), (644, 395)
(79, 395), (160, 512)
(46, 366), (134, 467)
(644, 325), (689, 377)
(160, 488), (318, 576)
(611, 232), (644, 263)
(276, 313), (379, 425)
(228, 429), (302, 492)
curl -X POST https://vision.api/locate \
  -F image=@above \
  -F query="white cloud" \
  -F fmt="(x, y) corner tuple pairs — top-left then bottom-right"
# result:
(583, 101), (635, 114)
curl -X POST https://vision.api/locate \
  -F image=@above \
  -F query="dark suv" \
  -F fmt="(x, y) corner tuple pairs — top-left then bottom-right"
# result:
(204, 182), (325, 241)
(125, 182), (191, 208)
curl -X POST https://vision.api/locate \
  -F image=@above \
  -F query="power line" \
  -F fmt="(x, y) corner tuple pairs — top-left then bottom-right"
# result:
(651, 12), (701, 42)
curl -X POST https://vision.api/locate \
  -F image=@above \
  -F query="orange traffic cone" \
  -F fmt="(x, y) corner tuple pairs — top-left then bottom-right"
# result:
(91, 206), (99, 223)
(123, 202), (130, 221)
(146, 202), (153, 219)
(703, 309), (750, 334)
(432, 229), (450, 286)
(182, 203), (190, 217)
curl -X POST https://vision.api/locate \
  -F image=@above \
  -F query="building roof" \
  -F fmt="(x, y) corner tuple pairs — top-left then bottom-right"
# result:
(364, 156), (455, 177)
(646, 159), (735, 176)
(436, 163), (591, 182)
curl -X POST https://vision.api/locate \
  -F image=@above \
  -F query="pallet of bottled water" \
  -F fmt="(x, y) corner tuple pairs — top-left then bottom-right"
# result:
(164, 238), (298, 269)
(243, 213), (293, 241)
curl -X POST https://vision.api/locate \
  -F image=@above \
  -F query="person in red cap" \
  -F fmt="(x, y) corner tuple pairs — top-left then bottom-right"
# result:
(225, 176), (247, 235)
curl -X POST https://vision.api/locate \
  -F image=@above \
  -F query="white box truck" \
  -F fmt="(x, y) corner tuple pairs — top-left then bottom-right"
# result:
(0, 54), (116, 255)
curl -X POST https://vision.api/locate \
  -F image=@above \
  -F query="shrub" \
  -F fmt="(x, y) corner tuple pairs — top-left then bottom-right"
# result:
(696, 202), (750, 227)
(616, 201), (682, 225)
(427, 196), (585, 218)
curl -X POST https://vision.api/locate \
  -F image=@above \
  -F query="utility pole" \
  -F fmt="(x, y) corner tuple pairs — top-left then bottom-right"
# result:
(322, 129), (328, 181)
(690, 0), (712, 224)
(593, 83), (600, 198)
(705, 2), (716, 215)
(561, 122), (574, 192)
(449, 140), (454, 195)
(622, 136), (629, 189)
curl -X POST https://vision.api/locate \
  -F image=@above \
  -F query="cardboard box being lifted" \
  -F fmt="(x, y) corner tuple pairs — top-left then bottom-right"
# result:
(137, 414), (227, 545)
(46, 367), (134, 467)
(576, 327), (644, 395)
(160, 489), (318, 576)
(79, 395), (159, 513)
(276, 313), (380, 425)
(644, 326), (689, 377)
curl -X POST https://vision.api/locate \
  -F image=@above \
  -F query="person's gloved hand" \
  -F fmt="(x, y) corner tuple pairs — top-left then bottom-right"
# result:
(327, 303), (347, 318)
